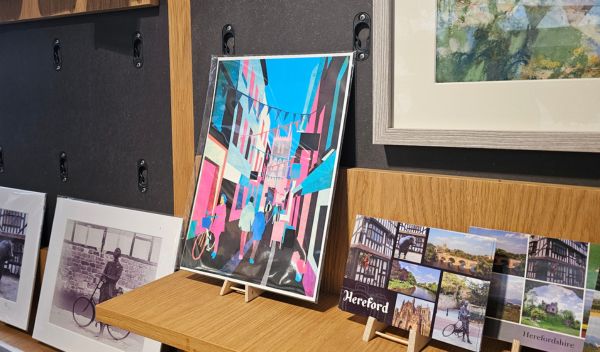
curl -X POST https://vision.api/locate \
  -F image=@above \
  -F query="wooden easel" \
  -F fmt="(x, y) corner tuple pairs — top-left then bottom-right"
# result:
(362, 316), (431, 352)
(510, 339), (521, 352)
(219, 280), (264, 303)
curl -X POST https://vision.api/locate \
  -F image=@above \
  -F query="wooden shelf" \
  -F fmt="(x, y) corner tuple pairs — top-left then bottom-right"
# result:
(96, 168), (599, 351)
(96, 270), (512, 352)
(0, 323), (57, 351)
(0, 0), (159, 25)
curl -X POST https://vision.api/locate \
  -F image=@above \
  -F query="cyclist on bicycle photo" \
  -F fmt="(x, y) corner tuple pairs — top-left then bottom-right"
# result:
(458, 300), (472, 344)
(95, 248), (123, 338)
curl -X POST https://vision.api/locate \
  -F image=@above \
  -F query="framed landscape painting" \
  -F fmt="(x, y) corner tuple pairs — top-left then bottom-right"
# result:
(339, 215), (496, 351)
(0, 186), (45, 330)
(372, 0), (600, 152)
(180, 53), (354, 302)
(33, 198), (182, 352)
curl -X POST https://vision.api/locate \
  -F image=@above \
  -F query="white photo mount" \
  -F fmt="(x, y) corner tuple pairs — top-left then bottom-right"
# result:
(0, 186), (45, 331)
(33, 197), (183, 352)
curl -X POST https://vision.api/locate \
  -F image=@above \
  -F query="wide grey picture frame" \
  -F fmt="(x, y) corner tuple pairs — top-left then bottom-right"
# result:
(372, 0), (600, 153)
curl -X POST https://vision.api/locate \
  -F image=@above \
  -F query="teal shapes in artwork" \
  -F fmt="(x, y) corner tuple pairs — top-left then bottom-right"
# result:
(226, 144), (251, 178)
(187, 219), (197, 240)
(297, 150), (336, 195)
(325, 58), (349, 149)
(290, 163), (301, 179)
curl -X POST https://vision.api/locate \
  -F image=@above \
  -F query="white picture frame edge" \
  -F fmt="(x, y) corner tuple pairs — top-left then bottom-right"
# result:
(372, 0), (600, 153)
(0, 186), (45, 331)
(33, 197), (183, 352)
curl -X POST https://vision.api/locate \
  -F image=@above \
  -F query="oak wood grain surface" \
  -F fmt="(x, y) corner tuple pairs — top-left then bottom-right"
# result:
(94, 168), (598, 351)
(168, 0), (195, 218)
(0, 323), (57, 351)
(0, 0), (159, 24)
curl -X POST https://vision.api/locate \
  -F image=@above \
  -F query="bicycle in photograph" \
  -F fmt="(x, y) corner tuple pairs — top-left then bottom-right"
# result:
(442, 319), (466, 339)
(71, 277), (130, 340)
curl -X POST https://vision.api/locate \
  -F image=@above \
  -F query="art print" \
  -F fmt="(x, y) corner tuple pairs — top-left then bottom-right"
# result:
(34, 198), (182, 352)
(470, 227), (600, 352)
(436, 0), (600, 82)
(340, 215), (496, 351)
(0, 186), (45, 330)
(180, 53), (354, 302)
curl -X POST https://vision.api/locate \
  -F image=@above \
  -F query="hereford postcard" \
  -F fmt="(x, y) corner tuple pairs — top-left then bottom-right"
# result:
(339, 215), (496, 351)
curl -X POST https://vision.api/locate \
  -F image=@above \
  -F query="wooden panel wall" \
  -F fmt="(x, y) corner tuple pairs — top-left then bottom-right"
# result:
(0, 0), (159, 24)
(168, 0), (195, 218)
(322, 168), (600, 294)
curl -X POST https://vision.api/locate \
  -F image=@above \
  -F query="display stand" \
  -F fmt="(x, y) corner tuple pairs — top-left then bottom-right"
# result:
(362, 316), (431, 352)
(219, 280), (264, 303)
(510, 339), (521, 352)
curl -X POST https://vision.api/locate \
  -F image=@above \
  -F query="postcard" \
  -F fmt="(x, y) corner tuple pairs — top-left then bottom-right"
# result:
(339, 215), (496, 351)
(470, 227), (600, 352)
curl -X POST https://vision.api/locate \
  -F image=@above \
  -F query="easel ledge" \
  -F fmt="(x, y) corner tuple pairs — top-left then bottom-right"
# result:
(220, 280), (264, 303)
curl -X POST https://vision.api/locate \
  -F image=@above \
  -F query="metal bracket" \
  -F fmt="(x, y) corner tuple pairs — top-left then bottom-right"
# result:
(59, 152), (68, 182)
(133, 31), (143, 69)
(353, 12), (371, 61)
(137, 159), (148, 193)
(222, 24), (235, 55)
(53, 38), (62, 71)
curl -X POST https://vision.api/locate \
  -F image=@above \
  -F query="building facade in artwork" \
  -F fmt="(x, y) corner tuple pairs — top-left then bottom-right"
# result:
(527, 236), (588, 287)
(392, 297), (432, 336)
(0, 209), (27, 276)
(345, 216), (395, 288)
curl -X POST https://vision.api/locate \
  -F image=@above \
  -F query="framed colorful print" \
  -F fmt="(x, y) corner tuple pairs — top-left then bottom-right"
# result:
(33, 198), (182, 352)
(469, 227), (600, 352)
(372, 0), (600, 152)
(340, 215), (497, 351)
(0, 186), (45, 330)
(180, 53), (354, 302)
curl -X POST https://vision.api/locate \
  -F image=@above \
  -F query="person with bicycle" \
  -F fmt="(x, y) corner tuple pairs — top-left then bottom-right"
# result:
(458, 300), (472, 344)
(95, 248), (123, 338)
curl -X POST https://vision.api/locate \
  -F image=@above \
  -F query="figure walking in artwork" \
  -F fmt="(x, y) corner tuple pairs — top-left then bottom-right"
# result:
(210, 194), (228, 259)
(238, 197), (255, 260)
(96, 248), (123, 338)
(249, 208), (268, 265)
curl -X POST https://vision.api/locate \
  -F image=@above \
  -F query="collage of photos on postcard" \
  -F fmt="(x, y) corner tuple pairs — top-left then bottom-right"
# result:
(340, 215), (496, 352)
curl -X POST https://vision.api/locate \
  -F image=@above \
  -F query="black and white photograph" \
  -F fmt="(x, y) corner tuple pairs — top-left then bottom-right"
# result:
(50, 220), (162, 352)
(0, 186), (45, 330)
(34, 198), (182, 352)
(0, 208), (27, 302)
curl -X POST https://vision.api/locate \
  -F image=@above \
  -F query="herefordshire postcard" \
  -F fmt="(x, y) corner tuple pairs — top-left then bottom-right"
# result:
(339, 216), (496, 351)
(469, 227), (600, 352)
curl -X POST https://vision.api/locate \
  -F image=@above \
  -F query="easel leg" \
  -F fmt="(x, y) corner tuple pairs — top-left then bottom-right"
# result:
(245, 285), (264, 303)
(511, 339), (521, 352)
(220, 280), (235, 296)
(362, 316), (388, 342)
(407, 328), (431, 352)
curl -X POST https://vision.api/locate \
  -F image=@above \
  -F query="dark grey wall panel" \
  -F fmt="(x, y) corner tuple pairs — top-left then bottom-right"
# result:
(0, 3), (173, 245)
(191, 0), (600, 188)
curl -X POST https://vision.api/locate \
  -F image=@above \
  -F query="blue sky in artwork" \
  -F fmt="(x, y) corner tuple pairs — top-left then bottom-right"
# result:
(264, 57), (323, 116)
(394, 293), (435, 312)
(428, 228), (496, 256)
(469, 227), (529, 255)
(398, 261), (440, 284)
